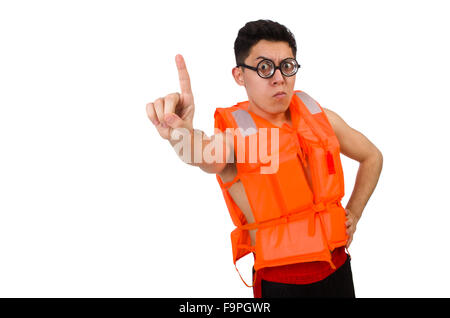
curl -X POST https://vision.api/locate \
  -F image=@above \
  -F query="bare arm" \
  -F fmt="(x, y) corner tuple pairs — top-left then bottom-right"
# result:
(167, 128), (234, 174)
(324, 108), (383, 247)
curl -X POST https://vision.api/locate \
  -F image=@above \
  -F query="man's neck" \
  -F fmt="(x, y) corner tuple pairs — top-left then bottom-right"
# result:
(247, 100), (291, 127)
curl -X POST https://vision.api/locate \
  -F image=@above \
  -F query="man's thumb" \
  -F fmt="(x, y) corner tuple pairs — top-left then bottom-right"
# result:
(164, 113), (184, 128)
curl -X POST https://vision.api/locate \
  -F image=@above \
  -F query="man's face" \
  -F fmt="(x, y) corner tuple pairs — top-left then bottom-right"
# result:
(234, 40), (296, 116)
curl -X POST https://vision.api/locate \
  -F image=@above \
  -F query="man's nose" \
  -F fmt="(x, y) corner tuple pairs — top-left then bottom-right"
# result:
(271, 68), (285, 85)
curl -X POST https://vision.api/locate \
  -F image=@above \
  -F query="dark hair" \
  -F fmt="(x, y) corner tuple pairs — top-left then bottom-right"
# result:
(234, 19), (297, 65)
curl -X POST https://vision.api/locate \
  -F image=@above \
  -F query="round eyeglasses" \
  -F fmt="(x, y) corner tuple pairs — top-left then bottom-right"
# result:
(237, 58), (300, 79)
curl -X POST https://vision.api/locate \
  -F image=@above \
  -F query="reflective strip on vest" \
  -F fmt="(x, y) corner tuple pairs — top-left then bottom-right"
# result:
(295, 91), (322, 115)
(231, 109), (257, 136)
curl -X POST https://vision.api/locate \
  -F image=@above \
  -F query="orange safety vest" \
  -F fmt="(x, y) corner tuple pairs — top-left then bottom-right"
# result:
(214, 90), (348, 286)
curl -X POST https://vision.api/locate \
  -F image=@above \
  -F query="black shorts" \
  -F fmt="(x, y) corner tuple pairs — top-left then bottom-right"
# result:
(258, 256), (356, 298)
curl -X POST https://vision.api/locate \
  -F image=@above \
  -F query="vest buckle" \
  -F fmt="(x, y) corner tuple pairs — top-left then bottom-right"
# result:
(313, 202), (326, 212)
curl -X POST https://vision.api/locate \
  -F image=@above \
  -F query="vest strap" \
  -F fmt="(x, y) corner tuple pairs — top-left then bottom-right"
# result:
(237, 201), (338, 232)
(237, 243), (255, 253)
(217, 173), (240, 190)
(234, 262), (257, 288)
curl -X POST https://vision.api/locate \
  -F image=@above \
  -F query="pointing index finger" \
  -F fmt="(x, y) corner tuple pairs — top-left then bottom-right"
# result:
(175, 54), (193, 97)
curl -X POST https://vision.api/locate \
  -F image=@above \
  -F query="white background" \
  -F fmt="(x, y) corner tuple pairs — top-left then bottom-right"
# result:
(1, 0), (449, 298)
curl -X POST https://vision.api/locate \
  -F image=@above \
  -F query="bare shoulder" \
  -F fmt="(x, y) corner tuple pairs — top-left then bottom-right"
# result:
(322, 107), (382, 162)
(322, 107), (352, 141)
(323, 108), (343, 131)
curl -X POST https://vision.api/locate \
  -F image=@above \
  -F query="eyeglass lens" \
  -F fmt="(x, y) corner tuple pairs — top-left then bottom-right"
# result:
(257, 59), (298, 78)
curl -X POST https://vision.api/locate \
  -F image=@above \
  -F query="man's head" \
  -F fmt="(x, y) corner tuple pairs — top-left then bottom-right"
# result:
(233, 20), (298, 117)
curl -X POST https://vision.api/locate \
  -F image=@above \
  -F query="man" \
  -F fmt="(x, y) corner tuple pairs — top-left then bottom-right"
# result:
(146, 20), (383, 298)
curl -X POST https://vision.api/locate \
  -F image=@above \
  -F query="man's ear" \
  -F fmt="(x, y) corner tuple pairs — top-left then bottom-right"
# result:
(232, 67), (245, 86)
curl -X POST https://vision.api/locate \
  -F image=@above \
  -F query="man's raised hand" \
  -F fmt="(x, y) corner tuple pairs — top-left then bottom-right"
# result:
(146, 54), (195, 140)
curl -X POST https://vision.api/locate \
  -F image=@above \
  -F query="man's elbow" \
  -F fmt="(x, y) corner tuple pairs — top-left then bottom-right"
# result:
(374, 147), (383, 165)
(199, 161), (228, 174)
(377, 149), (383, 167)
(365, 147), (383, 170)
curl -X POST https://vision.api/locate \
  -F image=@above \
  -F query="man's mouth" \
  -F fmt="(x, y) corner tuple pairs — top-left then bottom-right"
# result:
(273, 91), (286, 99)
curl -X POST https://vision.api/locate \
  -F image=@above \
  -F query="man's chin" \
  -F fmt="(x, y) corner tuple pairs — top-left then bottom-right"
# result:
(271, 98), (290, 110)
(266, 103), (290, 115)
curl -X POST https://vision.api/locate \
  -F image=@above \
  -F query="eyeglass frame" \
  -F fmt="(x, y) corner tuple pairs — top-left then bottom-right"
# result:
(236, 57), (301, 79)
